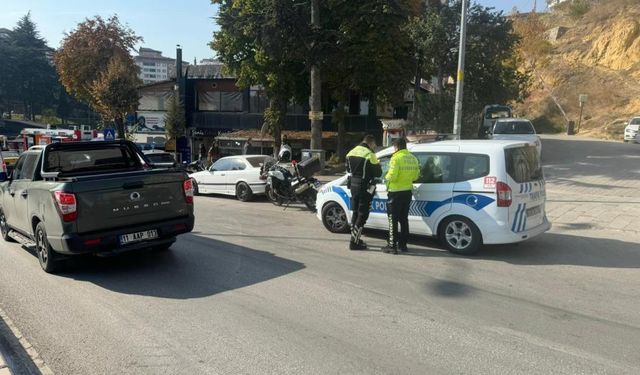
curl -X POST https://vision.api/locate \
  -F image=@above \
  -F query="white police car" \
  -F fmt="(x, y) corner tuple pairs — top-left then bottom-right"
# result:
(317, 140), (551, 254)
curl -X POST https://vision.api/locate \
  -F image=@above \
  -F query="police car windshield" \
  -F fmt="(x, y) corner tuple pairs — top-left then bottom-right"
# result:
(494, 121), (535, 135)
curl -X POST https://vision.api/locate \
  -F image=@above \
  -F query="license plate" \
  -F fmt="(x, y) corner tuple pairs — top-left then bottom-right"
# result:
(120, 229), (158, 245)
(526, 205), (542, 217)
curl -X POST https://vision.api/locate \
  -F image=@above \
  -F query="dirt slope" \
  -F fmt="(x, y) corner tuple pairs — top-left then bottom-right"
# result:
(515, 0), (640, 139)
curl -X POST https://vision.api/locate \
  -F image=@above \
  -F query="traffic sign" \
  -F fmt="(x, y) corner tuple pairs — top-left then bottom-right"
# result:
(103, 128), (116, 141)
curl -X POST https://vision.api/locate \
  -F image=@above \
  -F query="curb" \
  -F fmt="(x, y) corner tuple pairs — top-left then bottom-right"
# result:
(0, 306), (54, 375)
(0, 352), (12, 375)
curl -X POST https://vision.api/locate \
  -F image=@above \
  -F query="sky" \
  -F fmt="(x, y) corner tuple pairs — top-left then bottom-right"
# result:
(0, 0), (544, 61)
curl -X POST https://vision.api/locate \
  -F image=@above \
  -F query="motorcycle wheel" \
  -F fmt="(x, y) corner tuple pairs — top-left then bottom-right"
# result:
(266, 185), (283, 206)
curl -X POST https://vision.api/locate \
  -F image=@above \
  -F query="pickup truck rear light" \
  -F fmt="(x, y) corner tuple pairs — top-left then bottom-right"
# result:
(54, 191), (78, 222)
(183, 179), (194, 204)
(496, 182), (512, 207)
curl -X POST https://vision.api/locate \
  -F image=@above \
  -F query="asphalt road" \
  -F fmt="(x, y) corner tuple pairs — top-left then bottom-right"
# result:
(0, 137), (639, 375)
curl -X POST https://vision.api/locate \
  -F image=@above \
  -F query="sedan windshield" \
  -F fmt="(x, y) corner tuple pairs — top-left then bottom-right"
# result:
(147, 154), (175, 164)
(630, 118), (640, 125)
(494, 121), (535, 135)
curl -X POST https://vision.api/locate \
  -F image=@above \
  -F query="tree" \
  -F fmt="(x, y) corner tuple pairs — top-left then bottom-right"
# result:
(55, 15), (142, 137)
(407, 2), (530, 135)
(0, 14), (57, 120)
(211, 0), (311, 155)
(164, 93), (186, 141)
(321, 0), (417, 160)
(89, 55), (141, 138)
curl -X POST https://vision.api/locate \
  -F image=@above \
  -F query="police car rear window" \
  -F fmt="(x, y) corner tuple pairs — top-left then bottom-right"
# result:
(505, 146), (542, 183)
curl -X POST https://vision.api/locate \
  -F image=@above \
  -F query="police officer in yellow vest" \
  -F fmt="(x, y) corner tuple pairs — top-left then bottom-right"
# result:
(346, 135), (382, 250)
(382, 138), (420, 254)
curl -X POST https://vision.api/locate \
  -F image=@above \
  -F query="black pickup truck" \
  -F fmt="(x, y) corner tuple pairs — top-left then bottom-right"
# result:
(0, 141), (195, 273)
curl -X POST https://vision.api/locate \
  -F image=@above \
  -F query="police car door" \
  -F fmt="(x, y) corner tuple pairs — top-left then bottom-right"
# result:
(411, 149), (458, 236)
(367, 154), (393, 230)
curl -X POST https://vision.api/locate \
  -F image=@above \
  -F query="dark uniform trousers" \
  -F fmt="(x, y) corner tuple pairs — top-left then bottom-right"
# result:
(387, 190), (413, 249)
(351, 188), (373, 229)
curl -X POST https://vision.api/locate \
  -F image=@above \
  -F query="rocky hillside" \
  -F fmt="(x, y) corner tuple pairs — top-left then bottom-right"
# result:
(515, 0), (640, 139)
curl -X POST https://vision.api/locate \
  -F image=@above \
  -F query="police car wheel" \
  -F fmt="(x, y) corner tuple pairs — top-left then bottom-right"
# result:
(322, 202), (349, 233)
(439, 216), (482, 255)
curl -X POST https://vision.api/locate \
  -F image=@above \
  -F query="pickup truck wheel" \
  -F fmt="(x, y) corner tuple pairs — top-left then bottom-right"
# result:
(35, 222), (62, 274)
(236, 182), (253, 202)
(0, 210), (14, 242)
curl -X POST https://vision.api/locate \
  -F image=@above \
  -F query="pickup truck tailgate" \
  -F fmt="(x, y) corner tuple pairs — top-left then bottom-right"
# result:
(73, 171), (190, 234)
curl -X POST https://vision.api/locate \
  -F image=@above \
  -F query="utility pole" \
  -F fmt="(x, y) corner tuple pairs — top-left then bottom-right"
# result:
(452, 0), (468, 139)
(309, 0), (323, 150)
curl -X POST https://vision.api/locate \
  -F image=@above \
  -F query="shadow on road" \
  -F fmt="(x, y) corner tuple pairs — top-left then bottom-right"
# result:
(364, 229), (640, 268)
(57, 234), (305, 299)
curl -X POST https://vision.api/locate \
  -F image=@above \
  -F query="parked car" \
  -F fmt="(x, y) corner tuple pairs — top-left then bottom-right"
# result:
(316, 140), (550, 255)
(624, 117), (640, 142)
(478, 105), (512, 139)
(190, 155), (270, 202)
(0, 140), (195, 273)
(489, 118), (541, 155)
(143, 150), (178, 168)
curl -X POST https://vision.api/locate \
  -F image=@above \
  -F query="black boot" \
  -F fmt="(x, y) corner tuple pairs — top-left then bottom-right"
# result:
(349, 226), (367, 250)
(382, 244), (398, 254)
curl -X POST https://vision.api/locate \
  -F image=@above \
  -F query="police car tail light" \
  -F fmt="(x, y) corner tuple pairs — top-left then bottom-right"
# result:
(54, 191), (78, 222)
(183, 179), (194, 204)
(496, 182), (512, 207)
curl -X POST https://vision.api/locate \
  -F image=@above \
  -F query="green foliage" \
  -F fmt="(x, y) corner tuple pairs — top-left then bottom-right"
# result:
(164, 94), (186, 140)
(0, 13), (58, 120)
(407, 1), (531, 135)
(211, 0), (310, 151)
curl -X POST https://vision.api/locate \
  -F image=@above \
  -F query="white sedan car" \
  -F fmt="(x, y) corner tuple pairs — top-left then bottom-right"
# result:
(190, 155), (270, 201)
(490, 118), (542, 154)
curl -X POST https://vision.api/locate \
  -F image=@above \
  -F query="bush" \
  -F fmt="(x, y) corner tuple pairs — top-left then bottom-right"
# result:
(568, 0), (591, 19)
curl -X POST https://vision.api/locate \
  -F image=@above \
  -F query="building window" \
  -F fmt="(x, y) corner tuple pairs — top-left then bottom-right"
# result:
(221, 92), (243, 111)
(143, 62), (155, 66)
(198, 90), (243, 112)
(249, 88), (268, 113)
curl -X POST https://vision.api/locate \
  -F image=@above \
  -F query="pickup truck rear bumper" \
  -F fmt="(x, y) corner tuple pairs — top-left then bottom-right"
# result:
(47, 216), (195, 255)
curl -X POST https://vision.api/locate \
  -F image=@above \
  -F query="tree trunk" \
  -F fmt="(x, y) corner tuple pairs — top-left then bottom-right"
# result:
(114, 115), (126, 139)
(335, 102), (346, 163)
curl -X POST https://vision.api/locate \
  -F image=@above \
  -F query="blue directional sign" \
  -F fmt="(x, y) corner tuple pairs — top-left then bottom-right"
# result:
(103, 128), (116, 141)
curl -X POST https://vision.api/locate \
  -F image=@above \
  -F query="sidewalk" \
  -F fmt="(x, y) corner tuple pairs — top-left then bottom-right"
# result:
(0, 353), (11, 375)
(0, 306), (52, 375)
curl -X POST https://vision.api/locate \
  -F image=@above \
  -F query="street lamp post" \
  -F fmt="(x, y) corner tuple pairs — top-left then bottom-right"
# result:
(452, 0), (469, 139)
(309, 0), (323, 151)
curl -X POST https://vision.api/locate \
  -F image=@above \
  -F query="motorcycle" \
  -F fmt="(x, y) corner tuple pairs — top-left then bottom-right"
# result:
(183, 160), (206, 174)
(260, 156), (322, 211)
